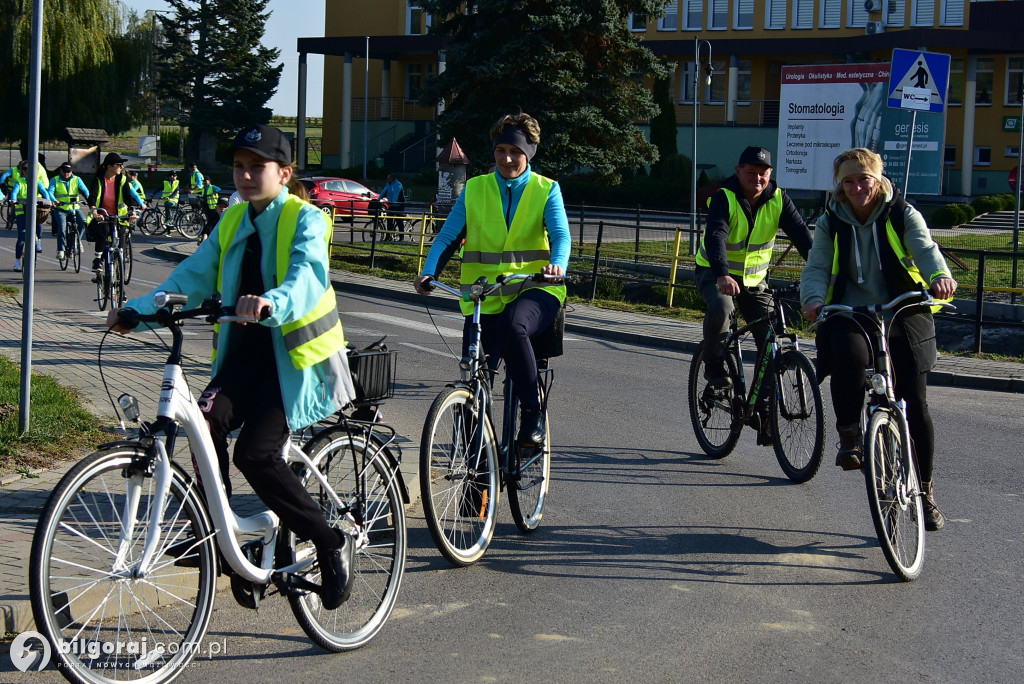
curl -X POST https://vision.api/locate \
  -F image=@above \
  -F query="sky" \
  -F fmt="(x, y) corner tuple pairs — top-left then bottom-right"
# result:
(120, 0), (326, 117)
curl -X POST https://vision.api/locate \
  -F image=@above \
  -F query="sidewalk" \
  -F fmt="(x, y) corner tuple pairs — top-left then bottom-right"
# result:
(2, 242), (1021, 634)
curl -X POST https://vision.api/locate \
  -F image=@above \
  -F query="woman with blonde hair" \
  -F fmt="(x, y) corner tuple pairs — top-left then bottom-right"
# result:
(800, 148), (957, 531)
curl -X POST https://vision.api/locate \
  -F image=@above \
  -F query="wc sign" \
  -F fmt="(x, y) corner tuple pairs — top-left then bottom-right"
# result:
(887, 48), (951, 114)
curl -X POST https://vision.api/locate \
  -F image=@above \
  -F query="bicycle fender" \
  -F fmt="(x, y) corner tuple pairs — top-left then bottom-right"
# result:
(375, 440), (411, 504)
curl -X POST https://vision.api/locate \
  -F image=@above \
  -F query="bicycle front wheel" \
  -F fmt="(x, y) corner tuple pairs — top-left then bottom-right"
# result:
(770, 350), (825, 483)
(175, 208), (203, 239)
(284, 428), (407, 651)
(124, 234), (134, 284)
(864, 409), (925, 581)
(112, 252), (126, 308)
(420, 386), (499, 566)
(71, 229), (81, 273)
(507, 389), (552, 533)
(29, 447), (218, 684)
(687, 341), (743, 458)
(58, 229), (69, 270)
(137, 208), (160, 236)
(95, 253), (109, 311)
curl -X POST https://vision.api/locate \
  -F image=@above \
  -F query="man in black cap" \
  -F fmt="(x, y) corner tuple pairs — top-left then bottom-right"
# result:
(85, 152), (145, 274)
(48, 162), (90, 262)
(693, 146), (812, 446)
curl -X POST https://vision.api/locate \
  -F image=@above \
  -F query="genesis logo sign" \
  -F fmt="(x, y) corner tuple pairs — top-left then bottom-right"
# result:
(9, 630), (51, 672)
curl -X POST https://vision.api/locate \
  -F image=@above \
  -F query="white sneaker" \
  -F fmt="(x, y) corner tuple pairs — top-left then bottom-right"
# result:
(13, 258), (22, 272)
(57, 250), (65, 260)
(35, 242), (42, 253)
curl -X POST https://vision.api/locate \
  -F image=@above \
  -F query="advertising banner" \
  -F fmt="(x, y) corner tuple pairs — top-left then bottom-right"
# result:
(777, 64), (946, 194)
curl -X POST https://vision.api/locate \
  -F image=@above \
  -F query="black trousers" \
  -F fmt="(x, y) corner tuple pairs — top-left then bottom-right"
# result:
(198, 356), (342, 552)
(817, 316), (935, 481)
(462, 288), (560, 411)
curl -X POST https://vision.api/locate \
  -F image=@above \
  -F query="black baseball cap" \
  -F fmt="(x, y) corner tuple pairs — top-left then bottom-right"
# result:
(59, 162), (72, 171)
(737, 146), (773, 168)
(231, 124), (292, 165)
(101, 152), (127, 167)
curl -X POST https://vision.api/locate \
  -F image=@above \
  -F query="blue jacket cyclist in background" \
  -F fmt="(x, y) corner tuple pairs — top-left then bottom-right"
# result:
(694, 146), (812, 446)
(106, 124), (358, 610)
(414, 110), (570, 446)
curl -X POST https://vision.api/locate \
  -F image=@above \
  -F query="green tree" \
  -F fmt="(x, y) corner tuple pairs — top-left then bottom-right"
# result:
(0, 0), (150, 141)
(419, 0), (672, 184)
(157, 0), (282, 165)
(649, 68), (678, 177)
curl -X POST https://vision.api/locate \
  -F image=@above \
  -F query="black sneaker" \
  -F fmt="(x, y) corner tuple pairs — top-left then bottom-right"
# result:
(91, 257), (102, 274)
(704, 359), (731, 389)
(517, 408), (546, 447)
(318, 534), (355, 610)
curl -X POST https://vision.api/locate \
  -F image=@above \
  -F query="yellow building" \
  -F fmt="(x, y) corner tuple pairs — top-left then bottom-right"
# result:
(297, 0), (1024, 197)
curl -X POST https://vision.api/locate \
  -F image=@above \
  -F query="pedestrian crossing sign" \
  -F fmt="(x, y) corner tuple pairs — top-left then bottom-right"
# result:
(887, 48), (950, 113)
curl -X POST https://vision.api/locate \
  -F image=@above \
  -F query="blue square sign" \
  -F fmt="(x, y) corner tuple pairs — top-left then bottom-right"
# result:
(887, 48), (951, 114)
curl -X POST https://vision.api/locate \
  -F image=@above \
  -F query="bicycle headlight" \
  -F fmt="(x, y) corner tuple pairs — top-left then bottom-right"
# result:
(870, 373), (887, 395)
(118, 393), (141, 422)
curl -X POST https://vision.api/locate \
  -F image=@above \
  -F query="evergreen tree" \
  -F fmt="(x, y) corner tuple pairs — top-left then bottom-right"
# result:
(157, 0), (282, 164)
(650, 69), (679, 178)
(419, 0), (672, 184)
(0, 0), (150, 141)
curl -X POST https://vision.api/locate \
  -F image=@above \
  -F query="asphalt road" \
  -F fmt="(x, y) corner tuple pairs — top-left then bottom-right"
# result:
(2, 228), (1023, 683)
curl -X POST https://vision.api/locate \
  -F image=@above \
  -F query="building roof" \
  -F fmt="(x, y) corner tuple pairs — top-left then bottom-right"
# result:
(437, 138), (469, 165)
(62, 128), (110, 145)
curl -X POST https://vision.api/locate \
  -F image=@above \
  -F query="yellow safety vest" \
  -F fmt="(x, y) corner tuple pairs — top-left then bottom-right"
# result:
(52, 177), (82, 211)
(91, 174), (130, 223)
(190, 170), (203, 193)
(460, 174), (566, 316)
(696, 188), (782, 286)
(214, 196), (345, 369)
(14, 178), (47, 216)
(203, 186), (219, 209)
(163, 180), (179, 203)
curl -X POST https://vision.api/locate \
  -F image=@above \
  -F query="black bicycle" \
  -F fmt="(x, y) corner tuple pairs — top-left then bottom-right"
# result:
(418, 274), (557, 566)
(688, 281), (825, 482)
(91, 209), (127, 311)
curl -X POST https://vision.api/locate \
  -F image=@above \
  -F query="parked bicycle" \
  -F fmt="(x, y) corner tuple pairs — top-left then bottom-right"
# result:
(137, 194), (202, 239)
(814, 288), (952, 581)
(688, 281), (825, 483)
(29, 292), (408, 684)
(418, 273), (557, 566)
(90, 208), (128, 311)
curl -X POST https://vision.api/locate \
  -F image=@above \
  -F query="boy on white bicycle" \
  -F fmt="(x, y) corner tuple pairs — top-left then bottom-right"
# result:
(107, 124), (359, 609)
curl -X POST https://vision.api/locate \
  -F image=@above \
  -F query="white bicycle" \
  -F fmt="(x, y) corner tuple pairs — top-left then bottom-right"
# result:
(28, 292), (408, 684)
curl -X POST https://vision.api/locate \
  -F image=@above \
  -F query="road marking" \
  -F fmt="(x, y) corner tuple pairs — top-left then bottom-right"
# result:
(344, 311), (463, 337)
(398, 341), (457, 359)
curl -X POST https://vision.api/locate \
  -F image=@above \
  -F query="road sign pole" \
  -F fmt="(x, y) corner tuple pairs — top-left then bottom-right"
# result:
(1013, 82), (1023, 304)
(903, 110), (917, 197)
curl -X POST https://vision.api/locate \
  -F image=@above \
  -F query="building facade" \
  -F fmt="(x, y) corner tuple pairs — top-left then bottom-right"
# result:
(298, 0), (1024, 197)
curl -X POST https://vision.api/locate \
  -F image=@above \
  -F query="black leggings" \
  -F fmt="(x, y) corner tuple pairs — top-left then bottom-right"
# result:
(197, 357), (342, 553)
(817, 317), (935, 481)
(462, 288), (560, 411)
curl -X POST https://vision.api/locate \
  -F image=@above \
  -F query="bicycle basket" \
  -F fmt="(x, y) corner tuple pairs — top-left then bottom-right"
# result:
(347, 348), (398, 405)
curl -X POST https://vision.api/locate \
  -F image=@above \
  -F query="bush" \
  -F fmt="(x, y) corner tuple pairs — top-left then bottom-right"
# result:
(971, 194), (1004, 214)
(930, 203), (974, 228)
(996, 193), (1017, 210)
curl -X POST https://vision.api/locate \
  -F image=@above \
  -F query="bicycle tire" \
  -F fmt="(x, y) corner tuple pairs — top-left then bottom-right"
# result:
(0, 200), (9, 225)
(96, 252), (109, 311)
(284, 427), (407, 651)
(507, 387), (552, 533)
(864, 409), (925, 581)
(29, 446), (218, 684)
(770, 349), (825, 483)
(71, 229), (81, 273)
(112, 252), (126, 309)
(687, 340), (743, 458)
(124, 233), (134, 284)
(419, 386), (499, 566)
(57, 227), (69, 270)
(175, 207), (203, 239)
(137, 208), (157, 235)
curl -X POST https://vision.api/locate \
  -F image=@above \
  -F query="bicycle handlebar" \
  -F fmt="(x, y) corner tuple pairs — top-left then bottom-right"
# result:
(814, 287), (953, 327)
(118, 291), (271, 329)
(420, 272), (564, 300)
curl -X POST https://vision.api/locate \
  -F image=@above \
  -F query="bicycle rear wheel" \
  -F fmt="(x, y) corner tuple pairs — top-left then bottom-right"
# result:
(71, 229), (81, 273)
(864, 409), (925, 581)
(687, 340), (743, 458)
(123, 233), (134, 284)
(770, 349), (825, 483)
(112, 252), (126, 308)
(175, 208), (203, 239)
(420, 386), (499, 566)
(29, 447), (217, 684)
(137, 208), (160, 236)
(57, 230), (69, 270)
(284, 427), (407, 652)
(507, 387), (551, 533)
(95, 253), (109, 311)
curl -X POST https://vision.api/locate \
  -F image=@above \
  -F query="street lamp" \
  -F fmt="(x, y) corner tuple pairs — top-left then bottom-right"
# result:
(690, 38), (713, 254)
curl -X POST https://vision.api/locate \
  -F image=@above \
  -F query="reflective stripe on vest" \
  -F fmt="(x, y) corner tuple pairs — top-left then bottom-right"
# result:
(214, 196), (345, 369)
(53, 177), (81, 211)
(203, 187), (219, 209)
(93, 175), (130, 221)
(14, 179), (46, 216)
(696, 188), (782, 286)
(459, 173), (566, 316)
(163, 180), (179, 203)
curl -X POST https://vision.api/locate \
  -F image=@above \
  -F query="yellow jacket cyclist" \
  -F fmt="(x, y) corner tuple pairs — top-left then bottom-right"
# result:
(415, 111), (569, 446)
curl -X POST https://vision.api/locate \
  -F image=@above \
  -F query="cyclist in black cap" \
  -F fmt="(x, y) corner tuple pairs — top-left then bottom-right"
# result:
(694, 145), (812, 446)
(85, 152), (144, 274)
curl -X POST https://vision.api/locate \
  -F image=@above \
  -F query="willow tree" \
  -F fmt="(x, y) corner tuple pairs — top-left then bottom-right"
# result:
(419, 0), (672, 183)
(0, 0), (150, 141)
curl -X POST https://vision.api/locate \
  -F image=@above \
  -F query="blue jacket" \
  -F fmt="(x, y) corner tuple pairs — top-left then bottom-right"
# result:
(124, 187), (350, 429)
(9, 177), (55, 202)
(377, 178), (404, 205)
(49, 175), (91, 205)
(422, 166), (571, 276)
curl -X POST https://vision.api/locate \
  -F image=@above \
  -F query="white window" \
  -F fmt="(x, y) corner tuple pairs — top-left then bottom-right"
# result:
(887, 0), (906, 27)
(406, 5), (431, 35)
(849, 1), (869, 26)
(793, 0), (814, 28)
(679, 62), (697, 104)
(684, 0), (703, 30)
(659, 2), (679, 30)
(820, 0), (841, 28)
(710, 0), (729, 29)
(737, 60), (752, 103)
(707, 60), (726, 103)
(735, 0), (754, 29)
(1006, 146), (1020, 159)
(766, 0), (786, 28)
(977, 57), (994, 105)
(974, 146), (991, 166)
(405, 62), (436, 101)
(948, 58), (963, 105)
(629, 13), (647, 31)
(944, 146), (956, 166)
(941, 0), (964, 26)
(1007, 58), (1024, 106)
(912, 0), (934, 26)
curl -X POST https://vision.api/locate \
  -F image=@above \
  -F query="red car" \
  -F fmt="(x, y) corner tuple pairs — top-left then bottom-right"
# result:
(298, 176), (381, 216)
